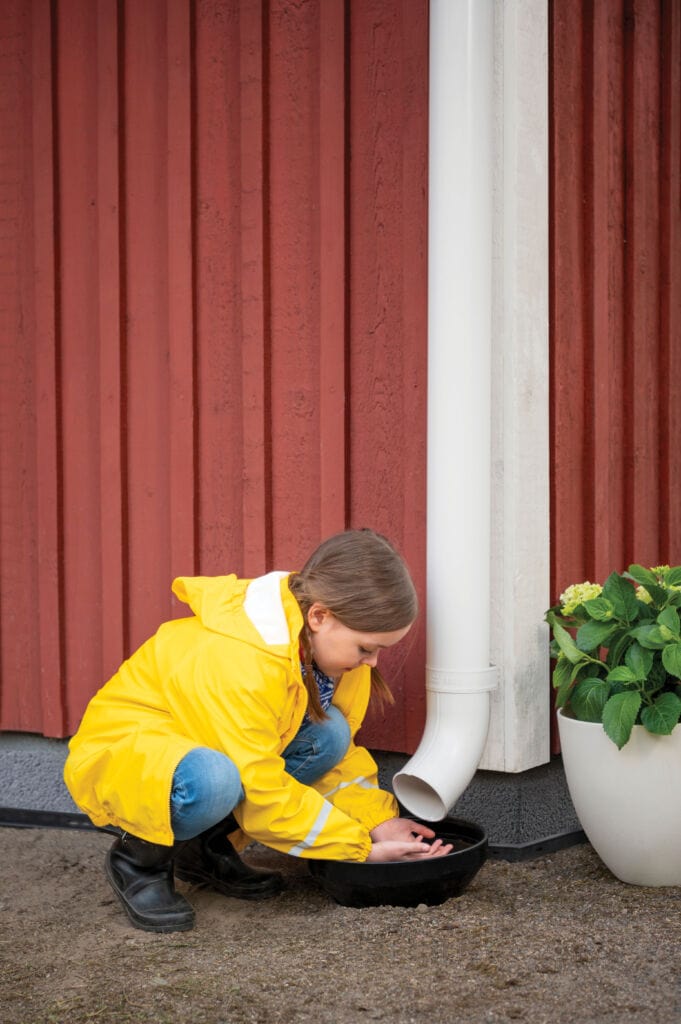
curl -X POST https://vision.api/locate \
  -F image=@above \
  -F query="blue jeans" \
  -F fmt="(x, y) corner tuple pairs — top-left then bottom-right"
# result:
(170, 704), (351, 841)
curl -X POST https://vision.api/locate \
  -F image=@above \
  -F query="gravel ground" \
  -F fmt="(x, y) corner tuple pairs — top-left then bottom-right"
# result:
(1, 825), (680, 1024)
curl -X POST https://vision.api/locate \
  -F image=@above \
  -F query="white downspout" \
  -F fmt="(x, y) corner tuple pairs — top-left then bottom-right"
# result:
(393, 0), (497, 821)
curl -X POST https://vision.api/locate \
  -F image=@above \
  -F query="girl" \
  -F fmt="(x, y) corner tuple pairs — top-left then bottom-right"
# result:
(64, 529), (452, 933)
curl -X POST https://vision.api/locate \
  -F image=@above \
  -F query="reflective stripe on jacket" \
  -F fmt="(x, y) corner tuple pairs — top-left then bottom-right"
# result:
(63, 571), (398, 860)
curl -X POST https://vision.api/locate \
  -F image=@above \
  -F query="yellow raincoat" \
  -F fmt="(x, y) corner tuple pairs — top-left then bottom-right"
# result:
(64, 571), (398, 860)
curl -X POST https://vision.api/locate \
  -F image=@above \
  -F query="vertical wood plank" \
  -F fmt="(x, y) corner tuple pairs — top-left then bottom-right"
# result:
(318, 0), (347, 538)
(167, 0), (197, 585)
(267, 0), (321, 566)
(57, 0), (109, 728)
(625, 0), (661, 563)
(193, 0), (247, 576)
(396, 0), (428, 751)
(123, 0), (174, 649)
(239, 0), (270, 575)
(660, 0), (681, 557)
(590, 1), (626, 581)
(96, 0), (126, 694)
(32, 0), (64, 734)
(0, 0), (52, 730)
(550, 0), (591, 595)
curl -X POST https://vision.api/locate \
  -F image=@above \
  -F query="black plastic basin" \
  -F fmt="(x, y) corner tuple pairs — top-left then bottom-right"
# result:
(308, 815), (487, 908)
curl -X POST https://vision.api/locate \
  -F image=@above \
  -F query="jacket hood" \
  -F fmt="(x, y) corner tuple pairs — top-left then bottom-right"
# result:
(172, 571), (303, 652)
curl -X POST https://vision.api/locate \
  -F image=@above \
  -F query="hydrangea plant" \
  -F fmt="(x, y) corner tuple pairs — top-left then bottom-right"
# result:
(545, 565), (681, 748)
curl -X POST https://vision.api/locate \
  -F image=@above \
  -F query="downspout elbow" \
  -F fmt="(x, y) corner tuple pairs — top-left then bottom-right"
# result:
(393, 667), (497, 821)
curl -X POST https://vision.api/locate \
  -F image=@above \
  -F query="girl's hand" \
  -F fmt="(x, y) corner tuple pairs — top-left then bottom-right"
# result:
(370, 816), (438, 845)
(366, 837), (453, 863)
(367, 817), (453, 862)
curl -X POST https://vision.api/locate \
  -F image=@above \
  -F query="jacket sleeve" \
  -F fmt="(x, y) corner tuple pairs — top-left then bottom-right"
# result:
(310, 665), (399, 830)
(162, 639), (373, 861)
(311, 739), (399, 832)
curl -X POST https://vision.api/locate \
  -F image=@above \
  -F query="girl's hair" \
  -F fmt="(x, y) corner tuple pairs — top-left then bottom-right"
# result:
(288, 529), (418, 721)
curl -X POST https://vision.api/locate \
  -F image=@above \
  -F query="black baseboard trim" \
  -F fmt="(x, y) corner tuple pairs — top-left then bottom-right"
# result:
(0, 806), (588, 861)
(488, 828), (588, 861)
(0, 807), (118, 835)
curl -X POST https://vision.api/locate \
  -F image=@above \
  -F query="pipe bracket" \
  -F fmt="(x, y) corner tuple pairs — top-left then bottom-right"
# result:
(426, 666), (498, 693)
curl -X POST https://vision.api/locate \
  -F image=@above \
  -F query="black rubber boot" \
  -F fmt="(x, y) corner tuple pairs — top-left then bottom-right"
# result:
(105, 833), (195, 933)
(174, 817), (284, 900)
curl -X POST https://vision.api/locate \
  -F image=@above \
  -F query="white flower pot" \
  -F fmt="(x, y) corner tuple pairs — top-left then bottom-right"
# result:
(558, 709), (681, 886)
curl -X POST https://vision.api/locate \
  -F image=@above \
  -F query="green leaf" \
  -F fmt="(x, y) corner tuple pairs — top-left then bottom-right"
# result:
(666, 589), (681, 608)
(640, 692), (681, 735)
(627, 564), (659, 587)
(575, 619), (616, 653)
(602, 691), (642, 749)
(602, 572), (640, 623)
(552, 656), (573, 708)
(624, 642), (653, 681)
(630, 624), (667, 650)
(570, 677), (610, 723)
(551, 622), (586, 666)
(582, 597), (614, 621)
(658, 606), (680, 635)
(570, 661), (589, 682)
(606, 629), (636, 668)
(661, 643), (681, 679)
(642, 656), (668, 694)
(665, 567), (681, 587)
(606, 665), (638, 683)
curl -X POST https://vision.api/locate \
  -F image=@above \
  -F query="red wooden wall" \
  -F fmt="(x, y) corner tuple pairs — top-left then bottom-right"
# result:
(550, 0), (681, 598)
(2, 0), (679, 757)
(0, 0), (428, 747)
